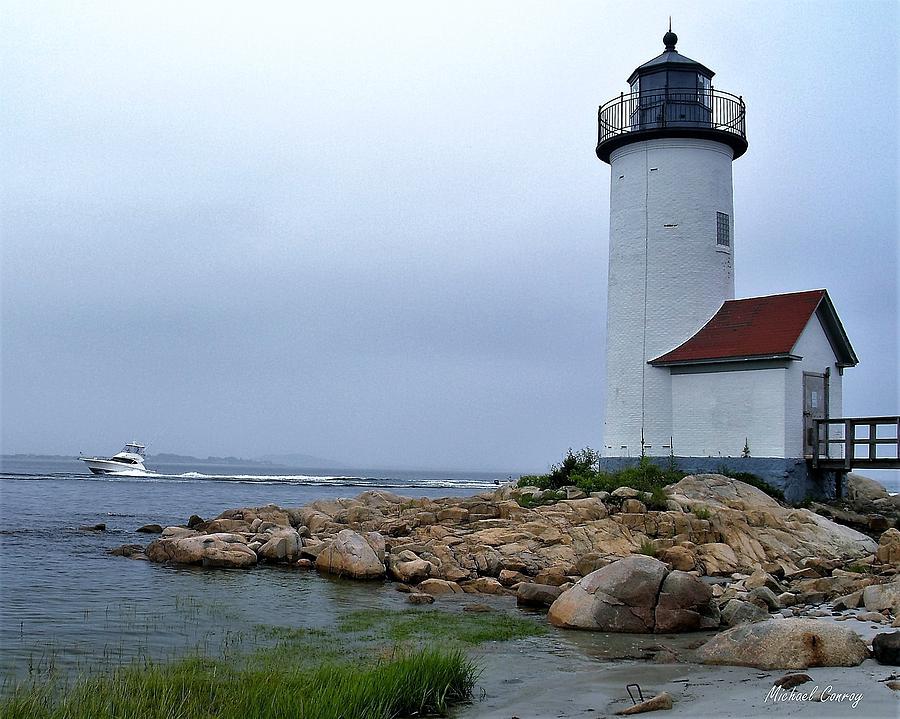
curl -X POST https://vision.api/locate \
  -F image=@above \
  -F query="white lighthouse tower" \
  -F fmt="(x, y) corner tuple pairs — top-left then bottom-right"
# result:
(597, 29), (748, 457)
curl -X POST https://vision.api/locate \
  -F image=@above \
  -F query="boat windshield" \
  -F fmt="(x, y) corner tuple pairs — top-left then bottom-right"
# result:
(122, 444), (146, 456)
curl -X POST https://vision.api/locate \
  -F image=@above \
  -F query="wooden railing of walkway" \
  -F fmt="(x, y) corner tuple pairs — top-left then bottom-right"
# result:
(812, 416), (900, 471)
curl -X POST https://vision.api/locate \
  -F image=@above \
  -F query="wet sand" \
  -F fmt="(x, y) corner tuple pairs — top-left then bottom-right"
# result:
(449, 599), (898, 718)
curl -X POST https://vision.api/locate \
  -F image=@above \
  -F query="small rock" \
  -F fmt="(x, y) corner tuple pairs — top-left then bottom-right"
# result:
(773, 673), (812, 689)
(622, 498), (647, 513)
(748, 586), (781, 611)
(78, 523), (106, 531)
(847, 473), (890, 506)
(611, 486), (641, 499)
(863, 581), (900, 614)
(657, 546), (696, 572)
(885, 680), (900, 690)
(873, 631), (900, 665)
(463, 603), (492, 612)
(187, 514), (205, 528)
(833, 590), (863, 611)
(720, 599), (768, 627)
(108, 544), (146, 559)
(417, 578), (464, 595)
(856, 611), (887, 623)
(517, 582), (564, 608)
(576, 552), (613, 576)
(406, 592), (435, 605)
(745, 568), (781, 593)
(876, 528), (900, 565)
(136, 524), (163, 534)
(615, 691), (673, 715)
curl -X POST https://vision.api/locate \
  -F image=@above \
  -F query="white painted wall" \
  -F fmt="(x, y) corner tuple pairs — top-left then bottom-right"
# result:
(604, 137), (736, 456)
(666, 312), (844, 459)
(671, 365), (788, 457)
(785, 311), (844, 457)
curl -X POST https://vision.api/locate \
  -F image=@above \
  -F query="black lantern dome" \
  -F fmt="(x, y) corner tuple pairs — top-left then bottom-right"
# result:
(596, 30), (747, 163)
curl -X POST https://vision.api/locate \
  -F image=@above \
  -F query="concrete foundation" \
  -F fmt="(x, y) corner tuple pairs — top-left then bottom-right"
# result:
(598, 455), (842, 505)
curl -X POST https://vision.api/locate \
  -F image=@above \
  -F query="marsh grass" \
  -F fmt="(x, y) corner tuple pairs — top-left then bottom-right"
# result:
(337, 608), (547, 645)
(1, 648), (478, 719)
(2, 605), (546, 718)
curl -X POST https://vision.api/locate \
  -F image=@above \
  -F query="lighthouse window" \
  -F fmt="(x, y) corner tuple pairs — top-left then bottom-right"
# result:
(716, 212), (731, 246)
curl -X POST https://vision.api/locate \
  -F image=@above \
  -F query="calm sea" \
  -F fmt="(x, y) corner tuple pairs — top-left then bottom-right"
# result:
(0, 456), (508, 683)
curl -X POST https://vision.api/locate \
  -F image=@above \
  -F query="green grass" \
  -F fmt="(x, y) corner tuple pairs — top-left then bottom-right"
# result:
(691, 505), (711, 520)
(1, 649), (478, 719)
(337, 608), (547, 645)
(637, 538), (657, 557)
(516, 490), (566, 508)
(1, 606), (547, 719)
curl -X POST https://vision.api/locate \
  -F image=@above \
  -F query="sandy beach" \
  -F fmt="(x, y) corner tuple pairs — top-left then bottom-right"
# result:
(460, 631), (897, 718)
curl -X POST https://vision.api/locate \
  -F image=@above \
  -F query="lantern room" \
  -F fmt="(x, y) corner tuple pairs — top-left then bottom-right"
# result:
(596, 29), (747, 162)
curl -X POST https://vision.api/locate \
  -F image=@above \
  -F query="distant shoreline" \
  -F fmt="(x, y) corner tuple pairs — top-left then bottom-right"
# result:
(0, 452), (282, 466)
(0, 453), (533, 477)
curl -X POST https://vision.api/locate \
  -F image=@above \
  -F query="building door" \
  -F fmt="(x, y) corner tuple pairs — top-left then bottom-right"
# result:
(803, 372), (827, 458)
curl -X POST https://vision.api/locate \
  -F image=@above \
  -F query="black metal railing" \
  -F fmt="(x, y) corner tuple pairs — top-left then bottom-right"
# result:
(812, 416), (900, 470)
(598, 88), (746, 148)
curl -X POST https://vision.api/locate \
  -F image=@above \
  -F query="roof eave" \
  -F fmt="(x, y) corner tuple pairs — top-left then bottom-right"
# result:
(814, 292), (859, 367)
(649, 353), (800, 367)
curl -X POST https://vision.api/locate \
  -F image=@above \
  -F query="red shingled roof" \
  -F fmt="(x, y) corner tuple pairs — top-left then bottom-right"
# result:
(650, 290), (858, 367)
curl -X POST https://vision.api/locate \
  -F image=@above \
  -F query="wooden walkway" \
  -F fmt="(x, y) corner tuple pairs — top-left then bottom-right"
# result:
(811, 416), (900, 471)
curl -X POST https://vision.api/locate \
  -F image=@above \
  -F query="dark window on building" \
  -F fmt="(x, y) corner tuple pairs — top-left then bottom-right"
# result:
(716, 212), (730, 247)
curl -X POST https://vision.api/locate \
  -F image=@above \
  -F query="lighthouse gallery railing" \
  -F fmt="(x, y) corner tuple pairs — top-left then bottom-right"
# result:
(598, 88), (746, 147)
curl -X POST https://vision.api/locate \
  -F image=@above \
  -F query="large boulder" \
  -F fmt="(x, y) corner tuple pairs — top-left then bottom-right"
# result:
(315, 529), (386, 579)
(847, 473), (890, 507)
(549, 555), (667, 632)
(655, 570), (719, 632)
(667, 475), (876, 569)
(147, 533), (257, 568)
(548, 556), (716, 633)
(256, 528), (303, 563)
(697, 618), (870, 669)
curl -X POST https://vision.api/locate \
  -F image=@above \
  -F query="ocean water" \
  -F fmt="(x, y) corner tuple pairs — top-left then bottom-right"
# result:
(0, 456), (506, 683)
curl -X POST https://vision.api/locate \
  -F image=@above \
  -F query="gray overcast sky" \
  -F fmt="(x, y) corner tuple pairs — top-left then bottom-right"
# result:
(1, 1), (897, 471)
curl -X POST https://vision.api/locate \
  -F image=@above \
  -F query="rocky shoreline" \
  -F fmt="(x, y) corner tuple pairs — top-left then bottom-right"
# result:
(113, 473), (900, 683)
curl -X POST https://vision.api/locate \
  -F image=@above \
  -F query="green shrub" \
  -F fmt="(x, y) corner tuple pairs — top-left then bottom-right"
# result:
(518, 450), (686, 497)
(516, 489), (565, 508)
(637, 538), (657, 557)
(646, 486), (669, 511)
(517, 474), (550, 490)
(692, 505), (711, 520)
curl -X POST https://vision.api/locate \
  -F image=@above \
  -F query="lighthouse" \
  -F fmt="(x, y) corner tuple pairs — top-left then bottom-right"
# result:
(596, 29), (857, 501)
(598, 28), (748, 457)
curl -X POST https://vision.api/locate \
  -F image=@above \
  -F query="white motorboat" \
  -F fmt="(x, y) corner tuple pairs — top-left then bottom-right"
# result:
(79, 442), (148, 474)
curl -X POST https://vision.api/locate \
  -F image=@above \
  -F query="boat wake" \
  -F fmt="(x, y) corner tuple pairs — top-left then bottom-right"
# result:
(126, 471), (501, 489)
